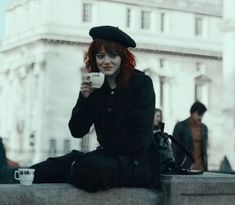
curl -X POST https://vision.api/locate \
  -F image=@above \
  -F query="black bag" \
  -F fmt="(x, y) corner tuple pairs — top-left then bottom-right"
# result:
(153, 128), (203, 175)
(154, 130), (176, 173)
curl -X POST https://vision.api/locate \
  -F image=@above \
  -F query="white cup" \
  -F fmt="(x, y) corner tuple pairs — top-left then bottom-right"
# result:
(83, 72), (105, 88)
(14, 168), (35, 186)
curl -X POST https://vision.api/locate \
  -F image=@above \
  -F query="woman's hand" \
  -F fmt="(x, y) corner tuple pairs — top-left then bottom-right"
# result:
(80, 81), (94, 98)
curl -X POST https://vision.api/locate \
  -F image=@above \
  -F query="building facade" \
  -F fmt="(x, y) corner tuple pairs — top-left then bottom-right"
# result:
(222, 0), (235, 170)
(0, 0), (232, 170)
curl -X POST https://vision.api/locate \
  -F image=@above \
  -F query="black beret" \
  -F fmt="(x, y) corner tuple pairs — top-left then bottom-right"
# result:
(89, 25), (136, 48)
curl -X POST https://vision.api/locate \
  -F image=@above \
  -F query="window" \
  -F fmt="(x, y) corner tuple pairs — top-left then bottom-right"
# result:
(160, 13), (165, 32)
(196, 62), (202, 72)
(159, 76), (165, 107)
(159, 59), (165, 69)
(82, 3), (92, 23)
(195, 17), (203, 36)
(29, 134), (35, 147)
(195, 83), (208, 104)
(126, 8), (131, 28)
(141, 11), (151, 29)
(195, 75), (211, 107)
(196, 62), (206, 74)
(49, 139), (57, 157)
(64, 139), (71, 154)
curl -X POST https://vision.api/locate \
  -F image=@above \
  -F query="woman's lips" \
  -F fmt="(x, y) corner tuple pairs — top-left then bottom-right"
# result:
(103, 67), (112, 71)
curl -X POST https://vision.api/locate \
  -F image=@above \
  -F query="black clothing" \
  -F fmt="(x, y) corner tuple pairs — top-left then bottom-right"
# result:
(32, 69), (160, 192)
(153, 122), (165, 132)
(0, 138), (17, 183)
(69, 69), (155, 156)
(0, 138), (7, 168)
(32, 148), (156, 192)
(172, 118), (208, 170)
(31, 150), (84, 183)
(89, 25), (136, 48)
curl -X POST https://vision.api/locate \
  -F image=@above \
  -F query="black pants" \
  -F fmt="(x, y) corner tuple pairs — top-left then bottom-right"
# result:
(30, 149), (153, 192)
(0, 166), (17, 184)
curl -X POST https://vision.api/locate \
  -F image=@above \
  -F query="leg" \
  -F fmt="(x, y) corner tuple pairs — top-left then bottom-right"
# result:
(117, 157), (150, 188)
(0, 166), (17, 184)
(31, 150), (85, 183)
(68, 154), (120, 192)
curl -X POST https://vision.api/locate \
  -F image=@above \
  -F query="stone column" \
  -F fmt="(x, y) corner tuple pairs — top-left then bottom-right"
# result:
(162, 77), (172, 133)
(32, 60), (47, 164)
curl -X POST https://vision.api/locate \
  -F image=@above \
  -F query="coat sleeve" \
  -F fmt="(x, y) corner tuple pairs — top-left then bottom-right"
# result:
(171, 122), (183, 164)
(68, 92), (95, 138)
(109, 75), (156, 155)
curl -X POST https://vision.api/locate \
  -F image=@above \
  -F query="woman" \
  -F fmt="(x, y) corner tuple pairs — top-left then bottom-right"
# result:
(31, 26), (160, 192)
(154, 108), (165, 132)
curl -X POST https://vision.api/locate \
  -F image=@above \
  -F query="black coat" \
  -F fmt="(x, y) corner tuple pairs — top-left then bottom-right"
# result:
(0, 138), (7, 168)
(172, 118), (208, 170)
(69, 69), (155, 156)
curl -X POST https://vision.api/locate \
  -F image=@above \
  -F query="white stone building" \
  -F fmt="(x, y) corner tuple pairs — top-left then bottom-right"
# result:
(0, 0), (233, 170)
(222, 0), (235, 170)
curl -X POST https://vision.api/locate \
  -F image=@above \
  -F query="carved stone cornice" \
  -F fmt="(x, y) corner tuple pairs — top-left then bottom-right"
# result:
(1, 37), (222, 60)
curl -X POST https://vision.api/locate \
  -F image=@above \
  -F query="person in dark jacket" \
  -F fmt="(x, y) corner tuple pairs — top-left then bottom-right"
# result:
(172, 101), (208, 171)
(0, 137), (7, 168)
(0, 137), (18, 183)
(29, 25), (160, 192)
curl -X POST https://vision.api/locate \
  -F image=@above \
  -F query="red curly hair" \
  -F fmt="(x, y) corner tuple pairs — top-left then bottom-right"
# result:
(84, 39), (136, 87)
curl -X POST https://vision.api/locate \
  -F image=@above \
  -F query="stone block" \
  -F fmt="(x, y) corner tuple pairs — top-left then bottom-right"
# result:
(161, 172), (235, 205)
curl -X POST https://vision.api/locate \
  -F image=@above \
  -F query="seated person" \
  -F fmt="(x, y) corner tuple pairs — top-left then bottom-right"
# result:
(28, 26), (160, 192)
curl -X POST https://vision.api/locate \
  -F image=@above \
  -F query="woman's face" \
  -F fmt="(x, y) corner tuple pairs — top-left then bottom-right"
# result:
(154, 111), (162, 126)
(95, 47), (121, 76)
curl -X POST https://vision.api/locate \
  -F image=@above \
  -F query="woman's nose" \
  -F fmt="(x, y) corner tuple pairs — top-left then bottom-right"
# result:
(104, 56), (111, 63)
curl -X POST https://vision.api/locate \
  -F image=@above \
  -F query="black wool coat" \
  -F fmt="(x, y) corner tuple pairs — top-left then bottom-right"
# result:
(69, 69), (155, 157)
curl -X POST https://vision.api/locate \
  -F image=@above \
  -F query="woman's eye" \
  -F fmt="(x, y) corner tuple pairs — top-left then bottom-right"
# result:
(96, 54), (105, 59)
(108, 53), (118, 58)
(96, 53), (118, 59)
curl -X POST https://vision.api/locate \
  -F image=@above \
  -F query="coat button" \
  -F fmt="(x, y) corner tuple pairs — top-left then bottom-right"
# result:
(133, 160), (140, 166)
(110, 91), (115, 95)
(107, 108), (111, 112)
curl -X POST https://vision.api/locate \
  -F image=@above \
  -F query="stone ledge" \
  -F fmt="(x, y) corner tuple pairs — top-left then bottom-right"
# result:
(0, 183), (163, 205)
(161, 172), (235, 205)
(1, 172), (235, 205)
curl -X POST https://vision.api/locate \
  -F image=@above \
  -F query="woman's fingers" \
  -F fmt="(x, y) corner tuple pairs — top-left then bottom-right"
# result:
(81, 85), (90, 90)
(81, 82), (91, 89)
(80, 82), (94, 98)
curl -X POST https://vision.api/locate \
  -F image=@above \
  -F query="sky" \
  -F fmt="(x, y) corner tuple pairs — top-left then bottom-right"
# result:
(0, 0), (7, 41)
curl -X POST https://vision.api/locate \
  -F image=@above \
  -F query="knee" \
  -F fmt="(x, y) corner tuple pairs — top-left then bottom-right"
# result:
(67, 155), (119, 192)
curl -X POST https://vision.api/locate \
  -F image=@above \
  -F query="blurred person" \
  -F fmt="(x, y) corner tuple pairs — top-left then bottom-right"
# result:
(28, 25), (160, 192)
(172, 101), (208, 171)
(153, 108), (164, 132)
(0, 137), (7, 168)
(0, 137), (19, 183)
